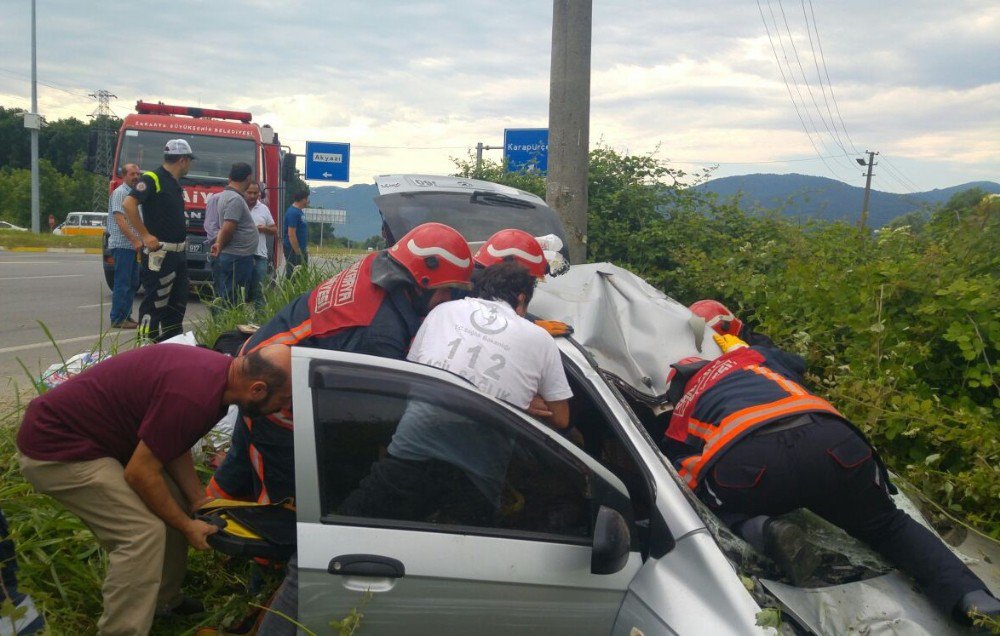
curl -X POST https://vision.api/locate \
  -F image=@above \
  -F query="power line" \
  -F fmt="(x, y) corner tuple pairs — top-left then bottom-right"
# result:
(797, 0), (851, 155)
(775, 0), (851, 160)
(765, 0), (837, 161)
(0, 66), (88, 97)
(803, 0), (861, 155)
(755, 0), (848, 180)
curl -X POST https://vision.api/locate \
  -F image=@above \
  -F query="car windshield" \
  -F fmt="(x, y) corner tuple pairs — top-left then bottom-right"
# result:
(117, 129), (257, 185)
(375, 192), (567, 245)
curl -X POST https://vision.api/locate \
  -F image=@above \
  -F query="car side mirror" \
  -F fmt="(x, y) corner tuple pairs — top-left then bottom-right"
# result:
(591, 505), (631, 575)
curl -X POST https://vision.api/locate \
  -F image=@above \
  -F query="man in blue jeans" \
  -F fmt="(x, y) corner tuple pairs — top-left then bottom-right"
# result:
(107, 163), (143, 328)
(210, 163), (257, 306)
(282, 189), (309, 278)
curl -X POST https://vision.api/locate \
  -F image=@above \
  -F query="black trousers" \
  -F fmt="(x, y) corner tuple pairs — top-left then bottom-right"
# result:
(702, 414), (986, 616)
(138, 250), (188, 342)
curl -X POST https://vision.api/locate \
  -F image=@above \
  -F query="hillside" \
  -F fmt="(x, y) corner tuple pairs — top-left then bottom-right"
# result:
(695, 174), (1000, 227)
(309, 175), (1000, 239)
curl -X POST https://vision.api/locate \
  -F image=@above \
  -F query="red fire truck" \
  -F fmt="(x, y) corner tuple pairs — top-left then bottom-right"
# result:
(100, 101), (294, 288)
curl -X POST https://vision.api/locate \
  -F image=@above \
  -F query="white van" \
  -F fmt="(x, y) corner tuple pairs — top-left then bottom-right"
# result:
(54, 211), (108, 236)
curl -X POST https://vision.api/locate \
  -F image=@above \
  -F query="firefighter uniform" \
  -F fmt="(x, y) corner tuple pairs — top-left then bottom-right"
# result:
(207, 252), (423, 503)
(663, 345), (990, 618)
(128, 166), (189, 342)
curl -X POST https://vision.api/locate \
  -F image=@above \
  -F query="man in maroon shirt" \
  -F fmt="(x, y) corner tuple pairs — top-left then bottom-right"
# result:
(16, 343), (292, 635)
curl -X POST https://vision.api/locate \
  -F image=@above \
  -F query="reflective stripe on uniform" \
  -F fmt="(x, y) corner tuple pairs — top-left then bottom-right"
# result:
(248, 318), (314, 352)
(679, 394), (841, 488)
(248, 442), (270, 504)
(144, 170), (161, 192)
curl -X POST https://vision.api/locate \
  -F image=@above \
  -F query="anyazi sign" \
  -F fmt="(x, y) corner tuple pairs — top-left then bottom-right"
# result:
(504, 128), (549, 173)
(305, 141), (351, 182)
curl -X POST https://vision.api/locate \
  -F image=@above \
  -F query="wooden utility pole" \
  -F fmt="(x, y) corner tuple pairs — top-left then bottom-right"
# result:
(546, 0), (592, 264)
(858, 150), (878, 231)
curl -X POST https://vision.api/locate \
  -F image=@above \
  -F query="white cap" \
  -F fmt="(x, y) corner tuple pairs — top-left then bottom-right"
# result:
(163, 139), (196, 158)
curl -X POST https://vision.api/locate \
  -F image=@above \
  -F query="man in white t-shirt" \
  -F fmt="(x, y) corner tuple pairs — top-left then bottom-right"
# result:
(339, 252), (573, 522)
(244, 182), (276, 306)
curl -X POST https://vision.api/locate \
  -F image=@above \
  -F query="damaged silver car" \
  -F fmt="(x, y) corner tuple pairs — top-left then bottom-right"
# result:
(288, 175), (997, 634)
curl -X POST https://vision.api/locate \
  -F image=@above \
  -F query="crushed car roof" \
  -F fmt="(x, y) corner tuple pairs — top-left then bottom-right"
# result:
(529, 262), (724, 404)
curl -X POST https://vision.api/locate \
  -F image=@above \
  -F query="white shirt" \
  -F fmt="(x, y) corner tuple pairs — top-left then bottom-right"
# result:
(407, 297), (573, 409)
(249, 201), (275, 259)
(388, 297), (573, 504)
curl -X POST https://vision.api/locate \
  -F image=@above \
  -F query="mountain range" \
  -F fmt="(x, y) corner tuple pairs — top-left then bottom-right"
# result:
(694, 174), (1000, 228)
(309, 175), (1000, 241)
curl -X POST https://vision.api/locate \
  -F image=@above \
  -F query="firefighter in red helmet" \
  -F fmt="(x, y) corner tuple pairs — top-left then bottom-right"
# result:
(663, 307), (999, 625)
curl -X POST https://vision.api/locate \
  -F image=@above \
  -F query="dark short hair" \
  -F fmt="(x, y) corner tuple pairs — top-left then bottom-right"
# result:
(164, 155), (184, 165)
(244, 348), (289, 397)
(292, 189), (310, 203)
(229, 162), (253, 182)
(473, 260), (536, 309)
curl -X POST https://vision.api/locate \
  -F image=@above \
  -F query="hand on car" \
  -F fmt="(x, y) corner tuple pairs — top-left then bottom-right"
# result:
(534, 320), (574, 337)
(183, 518), (219, 550)
(526, 395), (554, 418)
(713, 333), (749, 353)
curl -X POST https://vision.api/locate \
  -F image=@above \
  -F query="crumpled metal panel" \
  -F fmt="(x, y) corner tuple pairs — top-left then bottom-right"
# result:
(761, 572), (967, 636)
(530, 262), (723, 401)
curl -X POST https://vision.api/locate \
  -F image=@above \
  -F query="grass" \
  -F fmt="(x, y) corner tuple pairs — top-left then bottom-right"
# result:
(1, 260), (352, 634)
(0, 229), (102, 250)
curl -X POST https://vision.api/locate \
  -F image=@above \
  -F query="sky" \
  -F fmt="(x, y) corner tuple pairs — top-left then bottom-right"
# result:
(0, 1), (997, 192)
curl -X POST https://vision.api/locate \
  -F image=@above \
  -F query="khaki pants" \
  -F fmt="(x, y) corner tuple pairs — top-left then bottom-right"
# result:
(19, 454), (189, 635)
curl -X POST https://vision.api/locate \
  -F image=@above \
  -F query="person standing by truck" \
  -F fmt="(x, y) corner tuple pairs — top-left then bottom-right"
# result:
(123, 139), (194, 342)
(107, 163), (144, 329)
(245, 181), (276, 306)
(282, 189), (309, 277)
(209, 162), (257, 307)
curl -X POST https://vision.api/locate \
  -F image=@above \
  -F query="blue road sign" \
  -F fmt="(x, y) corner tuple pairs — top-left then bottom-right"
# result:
(504, 128), (548, 173)
(305, 141), (351, 182)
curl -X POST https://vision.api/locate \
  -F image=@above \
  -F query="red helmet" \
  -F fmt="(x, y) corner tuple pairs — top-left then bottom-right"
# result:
(389, 222), (474, 290)
(689, 299), (743, 337)
(474, 229), (547, 278)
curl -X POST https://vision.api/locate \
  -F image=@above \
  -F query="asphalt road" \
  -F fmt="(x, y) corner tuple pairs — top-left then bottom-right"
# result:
(0, 251), (208, 395)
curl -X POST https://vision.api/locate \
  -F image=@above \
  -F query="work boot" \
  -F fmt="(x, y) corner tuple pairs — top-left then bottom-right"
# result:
(958, 589), (1000, 622)
(111, 319), (139, 329)
(763, 518), (821, 586)
(156, 595), (205, 618)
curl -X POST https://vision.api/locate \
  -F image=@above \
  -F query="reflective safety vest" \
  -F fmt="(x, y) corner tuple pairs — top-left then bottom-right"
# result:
(668, 348), (843, 489)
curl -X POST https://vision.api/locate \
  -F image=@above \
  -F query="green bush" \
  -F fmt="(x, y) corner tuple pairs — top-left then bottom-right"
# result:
(457, 150), (999, 536)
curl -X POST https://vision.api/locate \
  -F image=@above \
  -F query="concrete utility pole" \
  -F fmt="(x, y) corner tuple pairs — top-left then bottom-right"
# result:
(89, 90), (117, 212)
(546, 0), (592, 264)
(474, 142), (503, 176)
(857, 150), (878, 231)
(28, 0), (40, 233)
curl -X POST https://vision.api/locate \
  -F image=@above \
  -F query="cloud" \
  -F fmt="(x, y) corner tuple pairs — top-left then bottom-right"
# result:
(0, 0), (996, 192)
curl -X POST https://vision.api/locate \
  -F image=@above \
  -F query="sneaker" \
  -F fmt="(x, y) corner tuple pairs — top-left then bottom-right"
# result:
(959, 589), (1000, 623)
(763, 518), (821, 586)
(111, 319), (139, 329)
(155, 595), (205, 618)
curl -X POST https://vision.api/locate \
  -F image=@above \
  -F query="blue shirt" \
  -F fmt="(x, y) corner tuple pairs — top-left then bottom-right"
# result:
(282, 205), (308, 255)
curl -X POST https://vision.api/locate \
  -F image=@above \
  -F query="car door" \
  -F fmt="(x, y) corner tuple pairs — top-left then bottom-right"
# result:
(292, 348), (643, 635)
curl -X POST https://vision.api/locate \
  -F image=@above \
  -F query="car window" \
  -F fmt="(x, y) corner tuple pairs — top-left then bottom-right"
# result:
(312, 364), (625, 544)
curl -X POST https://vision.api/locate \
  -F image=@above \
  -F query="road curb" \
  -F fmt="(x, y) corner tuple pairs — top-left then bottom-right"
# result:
(0, 246), (102, 254)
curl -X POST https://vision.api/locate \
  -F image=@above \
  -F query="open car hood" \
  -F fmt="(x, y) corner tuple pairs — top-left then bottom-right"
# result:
(373, 174), (567, 252)
(529, 262), (723, 405)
